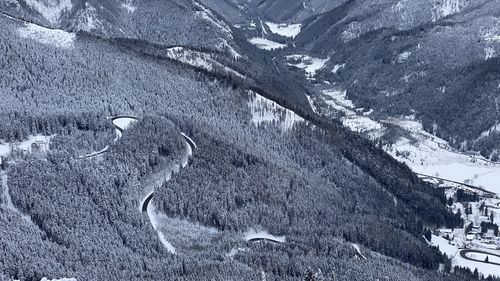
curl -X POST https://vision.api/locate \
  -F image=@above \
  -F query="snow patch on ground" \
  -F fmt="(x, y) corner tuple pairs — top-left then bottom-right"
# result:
(351, 243), (367, 259)
(321, 90), (383, 134)
(285, 55), (330, 78)
(121, 0), (136, 13)
(332, 63), (345, 74)
(430, 234), (458, 258)
(485, 35), (500, 42)
(248, 38), (286, 50)
(432, 0), (468, 21)
(18, 23), (75, 48)
(244, 229), (286, 243)
(306, 94), (318, 114)
(485, 47), (496, 60)
(0, 135), (53, 159)
(165, 47), (244, 78)
(167, 47), (213, 70)
(247, 91), (304, 131)
(397, 51), (411, 63)
(40, 277), (76, 281)
(73, 3), (102, 32)
(265, 22), (301, 38)
(342, 21), (362, 42)
(25, 0), (72, 25)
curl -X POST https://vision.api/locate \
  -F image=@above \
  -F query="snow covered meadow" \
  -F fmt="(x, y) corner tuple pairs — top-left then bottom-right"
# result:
(308, 88), (500, 196)
(18, 23), (75, 48)
(265, 22), (301, 38)
(0, 135), (52, 162)
(248, 37), (286, 50)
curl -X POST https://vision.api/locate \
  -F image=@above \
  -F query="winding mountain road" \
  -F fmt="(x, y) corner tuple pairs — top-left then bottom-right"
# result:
(246, 237), (286, 244)
(138, 132), (197, 253)
(141, 191), (154, 213)
(79, 116), (138, 159)
(139, 133), (197, 213)
(81, 114), (197, 253)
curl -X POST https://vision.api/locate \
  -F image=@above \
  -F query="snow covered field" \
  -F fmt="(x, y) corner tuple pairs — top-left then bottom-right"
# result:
(383, 117), (500, 195)
(18, 23), (75, 48)
(309, 88), (500, 195)
(248, 38), (286, 50)
(320, 89), (383, 134)
(285, 55), (330, 78)
(0, 135), (52, 161)
(265, 22), (302, 38)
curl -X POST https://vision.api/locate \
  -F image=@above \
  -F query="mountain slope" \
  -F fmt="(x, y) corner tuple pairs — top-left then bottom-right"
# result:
(289, 0), (500, 156)
(209, 0), (500, 158)
(0, 3), (488, 281)
(0, 0), (237, 52)
(199, 0), (347, 23)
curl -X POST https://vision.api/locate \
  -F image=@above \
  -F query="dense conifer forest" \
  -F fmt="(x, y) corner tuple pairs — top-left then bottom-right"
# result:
(1, 2), (499, 280)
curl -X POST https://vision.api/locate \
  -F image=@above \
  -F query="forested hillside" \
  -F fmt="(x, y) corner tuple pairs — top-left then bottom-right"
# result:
(0, 2), (495, 280)
(0, 0), (238, 54)
(199, 0), (347, 23)
(203, 0), (500, 158)
(289, 0), (500, 156)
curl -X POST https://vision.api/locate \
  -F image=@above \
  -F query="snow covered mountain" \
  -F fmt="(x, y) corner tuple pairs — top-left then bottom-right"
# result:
(1, 0), (500, 280)
(293, 0), (500, 158)
(210, 0), (500, 159)
(1, 0), (238, 52)
(200, 0), (347, 23)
